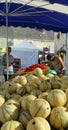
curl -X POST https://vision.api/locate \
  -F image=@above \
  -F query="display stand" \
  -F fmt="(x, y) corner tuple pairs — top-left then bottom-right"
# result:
(13, 58), (21, 73)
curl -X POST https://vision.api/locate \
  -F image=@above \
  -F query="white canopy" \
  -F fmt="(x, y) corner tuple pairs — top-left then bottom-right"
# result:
(11, 39), (39, 68)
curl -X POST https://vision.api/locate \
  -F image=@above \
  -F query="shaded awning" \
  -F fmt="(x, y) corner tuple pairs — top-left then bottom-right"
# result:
(0, 0), (68, 33)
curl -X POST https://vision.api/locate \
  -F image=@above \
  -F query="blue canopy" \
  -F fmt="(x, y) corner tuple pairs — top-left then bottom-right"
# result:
(46, 0), (68, 6)
(0, 1), (68, 33)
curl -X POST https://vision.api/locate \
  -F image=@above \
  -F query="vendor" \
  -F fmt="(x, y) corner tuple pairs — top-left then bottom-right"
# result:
(47, 54), (65, 75)
(2, 47), (14, 81)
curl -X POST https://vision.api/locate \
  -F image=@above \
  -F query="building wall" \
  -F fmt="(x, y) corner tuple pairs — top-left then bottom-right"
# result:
(14, 39), (54, 52)
(0, 38), (14, 48)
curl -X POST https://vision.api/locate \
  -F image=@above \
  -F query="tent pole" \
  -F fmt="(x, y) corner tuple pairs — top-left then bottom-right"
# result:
(6, 0), (9, 80)
(65, 33), (68, 75)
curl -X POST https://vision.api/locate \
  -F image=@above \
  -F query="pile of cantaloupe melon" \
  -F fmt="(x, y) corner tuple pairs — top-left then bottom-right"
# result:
(0, 67), (68, 130)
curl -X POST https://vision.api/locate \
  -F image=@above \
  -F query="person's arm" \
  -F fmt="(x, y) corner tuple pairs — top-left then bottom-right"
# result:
(49, 61), (53, 69)
(56, 55), (64, 70)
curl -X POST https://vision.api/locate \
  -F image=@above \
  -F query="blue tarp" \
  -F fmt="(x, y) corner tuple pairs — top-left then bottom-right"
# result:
(0, 1), (68, 33)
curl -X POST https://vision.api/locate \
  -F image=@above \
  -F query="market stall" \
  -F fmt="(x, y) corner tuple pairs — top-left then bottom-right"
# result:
(11, 40), (39, 68)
